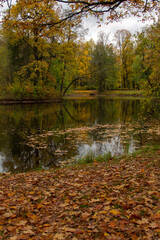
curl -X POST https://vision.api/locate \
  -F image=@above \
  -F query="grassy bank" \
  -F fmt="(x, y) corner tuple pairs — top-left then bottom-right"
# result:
(65, 90), (142, 99)
(0, 90), (143, 103)
(104, 90), (142, 97)
(0, 147), (159, 239)
(73, 145), (160, 166)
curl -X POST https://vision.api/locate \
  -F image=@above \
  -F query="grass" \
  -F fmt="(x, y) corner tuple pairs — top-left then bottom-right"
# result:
(75, 152), (113, 165)
(65, 89), (143, 98)
(131, 144), (160, 156)
(74, 145), (160, 166)
(104, 89), (142, 96)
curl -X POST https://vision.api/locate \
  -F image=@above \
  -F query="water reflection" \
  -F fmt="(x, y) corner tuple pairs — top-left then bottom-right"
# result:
(0, 98), (159, 173)
(78, 135), (136, 158)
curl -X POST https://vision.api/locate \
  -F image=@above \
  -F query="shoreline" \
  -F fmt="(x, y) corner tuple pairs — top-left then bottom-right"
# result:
(0, 98), (63, 105)
(0, 90), (143, 104)
(1, 90), (160, 104)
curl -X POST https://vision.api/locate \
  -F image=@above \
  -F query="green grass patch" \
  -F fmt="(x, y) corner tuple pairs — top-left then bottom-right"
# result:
(104, 90), (142, 96)
(33, 165), (43, 171)
(129, 144), (160, 157)
(76, 152), (113, 165)
(74, 144), (160, 167)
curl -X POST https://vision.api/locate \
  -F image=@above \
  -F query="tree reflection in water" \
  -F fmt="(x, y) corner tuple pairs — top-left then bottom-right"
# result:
(0, 98), (159, 173)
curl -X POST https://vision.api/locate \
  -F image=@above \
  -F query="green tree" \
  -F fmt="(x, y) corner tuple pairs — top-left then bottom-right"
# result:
(143, 21), (160, 97)
(132, 30), (151, 90)
(0, 36), (11, 96)
(133, 21), (160, 97)
(115, 29), (134, 89)
(91, 33), (118, 93)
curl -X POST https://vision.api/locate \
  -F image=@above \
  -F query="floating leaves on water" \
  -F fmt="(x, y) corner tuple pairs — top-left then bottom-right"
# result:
(21, 122), (160, 167)
(54, 150), (68, 156)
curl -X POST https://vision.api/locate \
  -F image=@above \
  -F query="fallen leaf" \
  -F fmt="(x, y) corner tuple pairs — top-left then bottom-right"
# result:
(61, 227), (76, 232)
(23, 229), (35, 235)
(17, 220), (27, 226)
(53, 233), (65, 239)
(150, 222), (158, 229)
(110, 209), (120, 215)
(137, 218), (149, 225)
(109, 220), (117, 228)
(82, 212), (90, 219)
(10, 237), (18, 240)
(104, 206), (110, 211)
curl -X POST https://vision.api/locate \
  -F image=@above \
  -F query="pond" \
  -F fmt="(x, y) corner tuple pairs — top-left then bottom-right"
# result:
(0, 97), (160, 173)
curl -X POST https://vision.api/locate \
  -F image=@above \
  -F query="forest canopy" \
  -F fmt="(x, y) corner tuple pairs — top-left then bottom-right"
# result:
(1, 0), (160, 21)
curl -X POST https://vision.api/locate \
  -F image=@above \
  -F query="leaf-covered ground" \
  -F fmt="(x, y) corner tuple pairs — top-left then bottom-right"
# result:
(0, 150), (160, 239)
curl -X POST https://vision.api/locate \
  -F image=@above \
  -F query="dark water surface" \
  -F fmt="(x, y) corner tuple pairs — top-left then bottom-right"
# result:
(0, 97), (160, 173)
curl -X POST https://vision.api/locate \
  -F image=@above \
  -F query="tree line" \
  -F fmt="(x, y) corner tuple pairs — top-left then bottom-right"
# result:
(0, 0), (160, 99)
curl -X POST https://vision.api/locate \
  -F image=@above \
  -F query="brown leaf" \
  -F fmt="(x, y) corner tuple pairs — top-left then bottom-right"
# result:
(137, 218), (149, 225)
(23, 229), (35, 235)
(108, 220), (117, 228)
(17, 220), (27, 226)
(4, 212), (14, 218)
(90, 198), (100, 203)
(103, 206), (110, 211)
(10, 237), (18, 240)
(82, 212), (90, 219)
(131, 234), (138, 240)
(151, 213), (160, 219)
(53, 233), (65, 239)
(61, 227), (76, 232)
(150, 222), (158, 229)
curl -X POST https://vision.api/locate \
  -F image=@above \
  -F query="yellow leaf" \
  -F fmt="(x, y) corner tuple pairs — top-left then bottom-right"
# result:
(110, 209), (120, 215)
(104, 232), (109, 236)
(99, 210), (107, 214)
(29, 191), (35, 195)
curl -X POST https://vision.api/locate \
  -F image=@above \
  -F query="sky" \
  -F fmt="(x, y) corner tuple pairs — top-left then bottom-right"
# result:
(83, 15), (154, 43)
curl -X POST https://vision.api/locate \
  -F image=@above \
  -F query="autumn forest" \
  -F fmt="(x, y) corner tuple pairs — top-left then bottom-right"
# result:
(0, 0), (160, 99)
(0, 1), (160, 239)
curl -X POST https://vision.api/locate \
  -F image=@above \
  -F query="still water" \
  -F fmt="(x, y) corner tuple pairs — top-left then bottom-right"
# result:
(0, 97), (160, 173)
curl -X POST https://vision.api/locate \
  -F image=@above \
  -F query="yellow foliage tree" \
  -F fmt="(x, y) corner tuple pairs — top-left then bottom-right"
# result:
(2, 0), (61, 98)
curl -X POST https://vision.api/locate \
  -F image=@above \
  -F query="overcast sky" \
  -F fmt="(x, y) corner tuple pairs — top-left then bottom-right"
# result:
(83, 15), (154, 43)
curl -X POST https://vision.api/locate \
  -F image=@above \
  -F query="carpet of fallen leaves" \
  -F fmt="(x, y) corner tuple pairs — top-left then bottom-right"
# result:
(0, 150), (160, 240)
